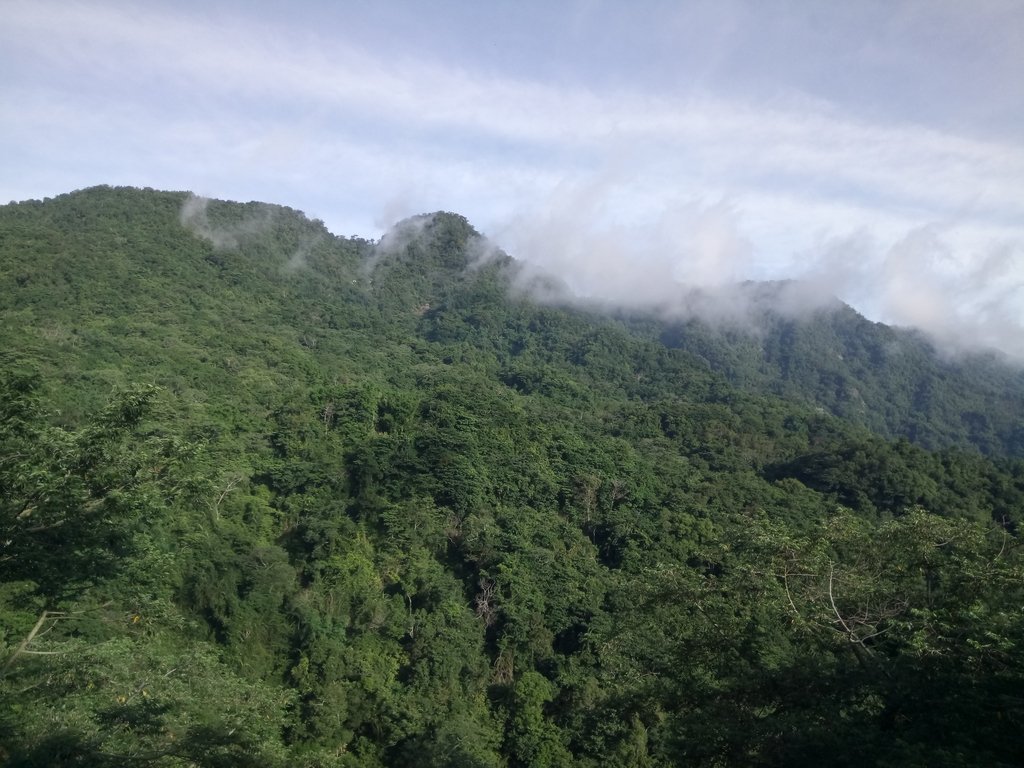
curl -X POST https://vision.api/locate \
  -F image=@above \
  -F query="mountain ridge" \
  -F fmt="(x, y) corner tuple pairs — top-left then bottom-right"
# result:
(3, 185), (1021, 457)
(2, 185), (1022, 766)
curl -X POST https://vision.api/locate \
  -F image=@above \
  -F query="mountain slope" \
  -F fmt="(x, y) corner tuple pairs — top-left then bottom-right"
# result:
(649, 298), (1024, 456)
(1, 186), (1021, 767)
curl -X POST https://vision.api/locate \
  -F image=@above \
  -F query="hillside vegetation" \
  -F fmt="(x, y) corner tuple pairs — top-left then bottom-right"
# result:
(648, 300), (1024, 457)
(1, 186), (1021, 766)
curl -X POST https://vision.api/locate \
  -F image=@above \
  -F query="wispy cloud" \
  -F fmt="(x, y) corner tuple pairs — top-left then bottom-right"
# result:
(804, 226), (1024, 359)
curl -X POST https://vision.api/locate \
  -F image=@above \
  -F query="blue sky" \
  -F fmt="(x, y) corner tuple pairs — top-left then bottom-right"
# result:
(3, 0), (1023, 356)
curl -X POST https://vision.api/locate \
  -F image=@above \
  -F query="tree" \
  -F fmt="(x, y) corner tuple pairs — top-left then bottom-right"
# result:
(0, 373), (202, 599)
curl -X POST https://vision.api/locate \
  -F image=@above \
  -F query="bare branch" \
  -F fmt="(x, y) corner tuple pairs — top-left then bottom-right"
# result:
(2, 610), (70, 676)
(827, 561), (856, 640)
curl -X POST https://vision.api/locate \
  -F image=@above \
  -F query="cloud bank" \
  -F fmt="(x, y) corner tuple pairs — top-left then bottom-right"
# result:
(491, 173), (1024, 359)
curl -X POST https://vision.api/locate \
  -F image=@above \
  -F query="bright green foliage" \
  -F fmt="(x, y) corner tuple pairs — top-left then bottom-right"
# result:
(1, 187), (1022, 765)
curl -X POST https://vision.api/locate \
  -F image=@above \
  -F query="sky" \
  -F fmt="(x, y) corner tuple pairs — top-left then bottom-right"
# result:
(2, 0), (1023, 357)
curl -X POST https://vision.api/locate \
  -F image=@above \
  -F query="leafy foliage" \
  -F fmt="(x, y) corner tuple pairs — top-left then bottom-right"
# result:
(1, 186), (1021, 765)
(652, 298), (1024, 457)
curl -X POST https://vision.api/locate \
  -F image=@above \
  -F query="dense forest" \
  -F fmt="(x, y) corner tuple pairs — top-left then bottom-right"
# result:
(1, 186), (1021, 767)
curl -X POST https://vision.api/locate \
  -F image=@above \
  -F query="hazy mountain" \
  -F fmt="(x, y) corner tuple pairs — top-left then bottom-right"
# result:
(646, 295), (1024, 457)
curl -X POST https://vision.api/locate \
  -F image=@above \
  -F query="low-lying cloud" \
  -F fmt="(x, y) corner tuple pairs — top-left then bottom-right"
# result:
(807, 224), (1024, 359)
(488, 176), (1024, 361)
(179, 194), (275, 250)
(180, 194), (324, 273)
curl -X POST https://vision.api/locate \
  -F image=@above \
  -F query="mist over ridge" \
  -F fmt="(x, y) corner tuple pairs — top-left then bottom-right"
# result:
(371, 197), (1024, 364)
(172, 181), (1024, 364)
(476, 179), (1022, 362)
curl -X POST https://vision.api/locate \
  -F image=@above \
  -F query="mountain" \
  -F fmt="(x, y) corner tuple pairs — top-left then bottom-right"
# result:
(1, 186), (1021, 767)
(645, 292), (1024, 457)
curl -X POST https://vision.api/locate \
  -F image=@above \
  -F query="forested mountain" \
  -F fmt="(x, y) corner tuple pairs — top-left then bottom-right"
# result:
(1, 186), (1022, 767)
(643, 296), (1024, 457)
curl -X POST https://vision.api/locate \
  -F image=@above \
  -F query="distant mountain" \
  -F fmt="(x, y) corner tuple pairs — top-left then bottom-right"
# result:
(641, 292), (1024, 457)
